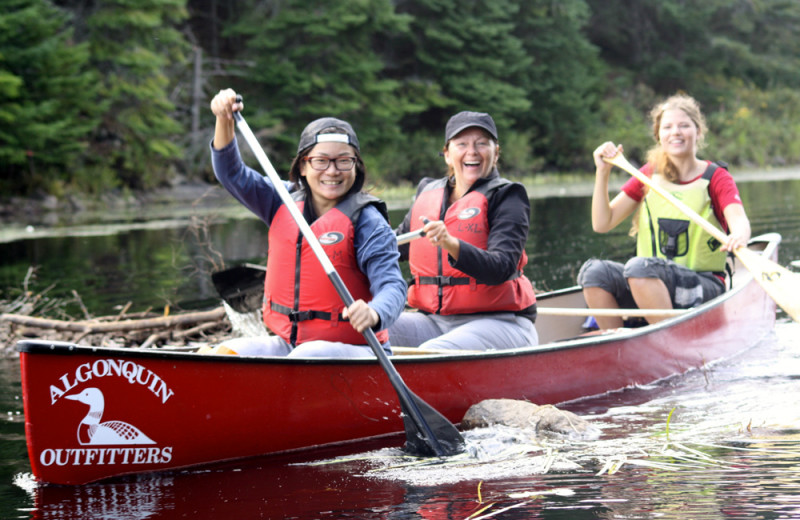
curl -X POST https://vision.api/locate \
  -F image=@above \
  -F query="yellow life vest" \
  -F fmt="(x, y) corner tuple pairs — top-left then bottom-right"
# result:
(636, 164), (727, 273)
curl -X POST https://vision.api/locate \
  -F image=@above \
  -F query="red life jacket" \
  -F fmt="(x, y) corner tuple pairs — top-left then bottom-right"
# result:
(263, 193), (390, 346)
(407, 177), (536, 315)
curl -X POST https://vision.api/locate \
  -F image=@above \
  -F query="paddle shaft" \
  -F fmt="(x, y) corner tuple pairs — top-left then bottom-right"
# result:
(231, 108), (461, 457)
(397, 228), (425, 245)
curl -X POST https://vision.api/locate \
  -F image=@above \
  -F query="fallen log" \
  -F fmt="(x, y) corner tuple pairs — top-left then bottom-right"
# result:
(0, 306), (226, 334)
(140, 321), (226, 349)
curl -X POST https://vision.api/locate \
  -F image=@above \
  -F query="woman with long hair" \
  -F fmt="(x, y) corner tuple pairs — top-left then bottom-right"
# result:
(578, 93), (751, 329)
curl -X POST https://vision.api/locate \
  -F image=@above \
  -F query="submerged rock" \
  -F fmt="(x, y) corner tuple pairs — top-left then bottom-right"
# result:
(461, 398), (601, 440)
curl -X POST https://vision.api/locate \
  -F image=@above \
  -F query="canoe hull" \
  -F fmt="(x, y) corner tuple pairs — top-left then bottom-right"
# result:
(17, 235), (780, 485)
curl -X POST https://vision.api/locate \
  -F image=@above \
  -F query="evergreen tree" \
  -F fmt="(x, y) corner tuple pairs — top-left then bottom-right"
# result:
(230, 0), (413, 178)
(584, 0), (800, 101)
(0, 0), (99, 194)
(85, 0), (189, 189)
(514, 0), (604, 170)
(395, 0), (532, 134)
(704, 0), (800, 90)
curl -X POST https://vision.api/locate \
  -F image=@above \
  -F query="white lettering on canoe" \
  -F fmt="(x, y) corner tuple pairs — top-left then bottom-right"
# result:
(38, 447), (174, 467)
(49, 359), (174, 405)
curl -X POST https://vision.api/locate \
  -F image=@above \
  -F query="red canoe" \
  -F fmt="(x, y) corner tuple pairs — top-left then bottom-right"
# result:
(16, 234), (780, 485)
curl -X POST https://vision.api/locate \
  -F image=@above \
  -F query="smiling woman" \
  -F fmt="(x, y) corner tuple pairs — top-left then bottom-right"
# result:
(206, 88), (406, 359)
(578, 93), (753, 329)
(390, 111), (539, 352)
(298, 142), (358, 215)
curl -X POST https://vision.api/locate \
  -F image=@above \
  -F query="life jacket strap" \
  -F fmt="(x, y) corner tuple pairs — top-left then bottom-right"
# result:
(270, 302), (346, 323)
(417, 270), (522, 287)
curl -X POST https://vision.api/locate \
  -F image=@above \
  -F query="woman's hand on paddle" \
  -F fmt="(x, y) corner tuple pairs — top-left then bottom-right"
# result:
(593, 142), (623, 177)
(210, 89), (243, 150)
(343, 300), (379, 333)
(421, 217), (460, 259)
(210, 88), (243, 120)
(721, 203), (752, 252)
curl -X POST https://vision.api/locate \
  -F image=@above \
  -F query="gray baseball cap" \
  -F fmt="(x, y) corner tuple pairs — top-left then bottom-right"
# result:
(444, 111), (498, 144)
(297, 117), (360, 153)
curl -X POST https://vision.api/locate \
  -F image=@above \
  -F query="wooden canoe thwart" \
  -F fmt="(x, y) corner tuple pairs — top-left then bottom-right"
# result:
(16, 234), (780, 485)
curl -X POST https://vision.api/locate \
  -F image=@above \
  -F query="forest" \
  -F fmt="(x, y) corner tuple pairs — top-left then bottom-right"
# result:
(2, 0), (800, 198)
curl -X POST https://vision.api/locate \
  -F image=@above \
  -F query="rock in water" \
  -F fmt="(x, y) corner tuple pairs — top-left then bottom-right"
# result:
(461, 398), (600, 440)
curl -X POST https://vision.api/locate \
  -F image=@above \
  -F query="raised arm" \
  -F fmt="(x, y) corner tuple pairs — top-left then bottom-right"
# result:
(591, 142), (639, 233)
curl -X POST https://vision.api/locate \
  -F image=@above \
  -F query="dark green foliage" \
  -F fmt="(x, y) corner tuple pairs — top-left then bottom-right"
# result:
(514, 0), (604, 170)
(227, 0), (413, 178)
(0, 0), (99, 194)
(2, 0), (800, 199)
(584, 0), (800, 99)
(85, 0), (189, 190)
(385, 0), (535, 181)
(394, 0), (531, 130)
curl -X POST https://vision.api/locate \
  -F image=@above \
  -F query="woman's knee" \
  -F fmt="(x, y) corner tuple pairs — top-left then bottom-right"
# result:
(579, 259), (624, 296)
(577, 258), (603, 286)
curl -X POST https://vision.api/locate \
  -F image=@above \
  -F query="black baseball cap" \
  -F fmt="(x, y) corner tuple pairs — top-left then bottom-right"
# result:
(297, 117), (360, 153)
(444, 111), (498, 144)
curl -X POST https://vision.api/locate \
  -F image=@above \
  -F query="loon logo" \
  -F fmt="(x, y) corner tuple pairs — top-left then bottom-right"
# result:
(319, 232), (344, 245)
(37, 361), (175, 469)
(458, 207), (480, 220)
(66, 387), (155, 445)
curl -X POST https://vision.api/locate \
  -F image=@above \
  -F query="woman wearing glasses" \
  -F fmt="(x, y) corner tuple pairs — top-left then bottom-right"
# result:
(207, 89), (406, 357)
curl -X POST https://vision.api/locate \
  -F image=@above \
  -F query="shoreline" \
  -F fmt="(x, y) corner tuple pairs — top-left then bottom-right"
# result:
(3, 166), (800, 243)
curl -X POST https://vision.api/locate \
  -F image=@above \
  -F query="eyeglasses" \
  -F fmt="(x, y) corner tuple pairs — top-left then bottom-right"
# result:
(303, 156), (357, 171)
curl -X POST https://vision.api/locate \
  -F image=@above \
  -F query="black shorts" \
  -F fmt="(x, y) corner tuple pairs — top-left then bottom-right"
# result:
(577, 257), (725, 309)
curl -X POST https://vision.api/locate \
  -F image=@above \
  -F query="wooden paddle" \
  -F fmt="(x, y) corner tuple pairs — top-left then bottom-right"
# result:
(605, 152), (800, 322)
(231, 99), (465, 457)
(213, 229), (425, 314)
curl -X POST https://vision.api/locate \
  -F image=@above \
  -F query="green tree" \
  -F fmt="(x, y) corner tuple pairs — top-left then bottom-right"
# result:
(0, 0), (99, 195)
(585, 0), (800, 101)
(703, 0), (800, 90)
(226, 0), (413, 180)
(85, 0), (189, 190)
(395, 0), (531, 130)
(375, 0), (533, 181)
(514, 0), (604, 170)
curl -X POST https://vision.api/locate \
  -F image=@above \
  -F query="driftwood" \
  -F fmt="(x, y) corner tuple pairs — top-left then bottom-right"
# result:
(1, 268), (234, 354)
(1, 305), (231, 354)
(1, 307), (226, 334)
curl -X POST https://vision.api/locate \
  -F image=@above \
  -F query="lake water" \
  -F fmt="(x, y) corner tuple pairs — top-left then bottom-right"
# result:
(2, 171), (800, 519)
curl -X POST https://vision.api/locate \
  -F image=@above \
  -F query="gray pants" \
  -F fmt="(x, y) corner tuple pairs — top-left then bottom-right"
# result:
(217, 335), (389, 358)
(388, 311), (538, 351)
(577, 257), (725, 309)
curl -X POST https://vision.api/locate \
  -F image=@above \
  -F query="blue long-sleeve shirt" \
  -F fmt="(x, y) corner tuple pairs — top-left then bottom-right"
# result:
(210, 138), (406, 333)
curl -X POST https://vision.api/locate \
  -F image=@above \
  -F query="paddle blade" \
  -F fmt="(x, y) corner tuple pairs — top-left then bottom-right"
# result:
(400, 392), (465, 457)
(734, 247), (800, 322)
(211, 264), (266, 313)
